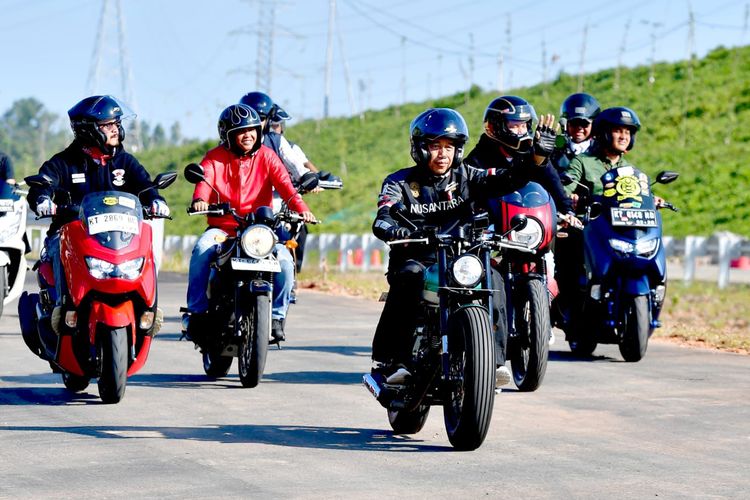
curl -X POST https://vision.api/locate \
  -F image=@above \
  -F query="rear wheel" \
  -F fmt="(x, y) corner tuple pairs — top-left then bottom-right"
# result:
(62, 372), (90, 393)
(388, 405), (430, 435)
(619, 295), (650, 362)
(97, 327), (128, 404)
(443, 305), (494, 451)
(509, 279), (550, 392)
(238, 294), (270, 388)
(202, 350), (233, 378)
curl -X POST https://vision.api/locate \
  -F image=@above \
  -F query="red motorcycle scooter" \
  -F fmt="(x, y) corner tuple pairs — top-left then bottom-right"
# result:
(19, 172), (176, 403)
(488, 181), (556, 391)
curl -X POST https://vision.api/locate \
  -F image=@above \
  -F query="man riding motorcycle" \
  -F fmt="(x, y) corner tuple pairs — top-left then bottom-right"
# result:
(463, 95), (573, 385)
(372, 107), (521, 387)
(28, 95), (169, 326)
(183, 103), (315, 345)
(549, 92), (601, 174)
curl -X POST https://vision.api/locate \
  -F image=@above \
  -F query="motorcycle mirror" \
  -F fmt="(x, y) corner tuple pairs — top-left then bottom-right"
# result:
(510, 214), (528, 231)
(24, 174), (53, 189)
(153, 171), (178, 190)
(654, 170), (679, 185)
(299, 172), (319, 192)
(389, 202), (407, 217)
(183, 163), (206, 185)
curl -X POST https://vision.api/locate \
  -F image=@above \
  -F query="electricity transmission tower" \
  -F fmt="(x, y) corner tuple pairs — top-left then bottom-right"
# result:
(87, 0), (143, 151)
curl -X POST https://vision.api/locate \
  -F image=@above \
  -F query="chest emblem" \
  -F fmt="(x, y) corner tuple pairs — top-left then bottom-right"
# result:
(409, 181), (420, 198)
(112, 169), (126, 187)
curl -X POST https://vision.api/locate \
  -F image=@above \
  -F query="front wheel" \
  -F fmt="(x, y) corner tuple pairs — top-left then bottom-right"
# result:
(443, 305), (494, 451)
(238, 294), (271, 388)
(619, 295), (650, 362)
(388, 405), (430, 435)
(97, 327), (128, 404)
(509, 279), (550, 392)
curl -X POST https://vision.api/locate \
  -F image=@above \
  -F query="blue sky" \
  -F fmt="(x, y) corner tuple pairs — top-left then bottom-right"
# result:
(1, 0), (747, 140)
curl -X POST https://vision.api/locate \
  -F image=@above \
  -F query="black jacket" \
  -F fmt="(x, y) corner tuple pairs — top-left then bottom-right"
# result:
(373, 162), (506, 266)
(464, 134), (573, 214)
(28, 141), (163, 234)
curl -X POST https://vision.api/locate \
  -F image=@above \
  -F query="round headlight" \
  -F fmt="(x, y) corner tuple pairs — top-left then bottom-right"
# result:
(451, 254), (484, 287)
(511, 217), (543, 249)
(241, 225), (277, 258)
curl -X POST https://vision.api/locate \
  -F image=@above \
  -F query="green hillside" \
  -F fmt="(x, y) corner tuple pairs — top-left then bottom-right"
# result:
(141, 45), (750, 238)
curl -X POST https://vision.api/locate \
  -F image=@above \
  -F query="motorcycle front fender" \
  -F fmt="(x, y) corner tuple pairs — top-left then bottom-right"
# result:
(87, 300), (136, 345)
(623, 275), (652, 296)
(248, 279), (273, 294)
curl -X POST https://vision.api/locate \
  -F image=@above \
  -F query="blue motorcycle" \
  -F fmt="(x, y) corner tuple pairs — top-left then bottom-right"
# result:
(559, 167), (678, 361)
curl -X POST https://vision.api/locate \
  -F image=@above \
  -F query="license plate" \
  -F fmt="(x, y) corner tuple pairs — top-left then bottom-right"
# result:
(87, 213), (140, 235)
(610, 208), (658, 227)
(0, 199), (13, 212)
(231, 257), (281, 272)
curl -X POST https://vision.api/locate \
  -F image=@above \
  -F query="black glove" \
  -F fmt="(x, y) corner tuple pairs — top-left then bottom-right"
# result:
(534, 124), (556, 158)
(386, 226), (411, 241)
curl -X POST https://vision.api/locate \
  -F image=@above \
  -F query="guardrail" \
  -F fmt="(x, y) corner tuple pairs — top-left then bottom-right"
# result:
(24, 222), (750, 288)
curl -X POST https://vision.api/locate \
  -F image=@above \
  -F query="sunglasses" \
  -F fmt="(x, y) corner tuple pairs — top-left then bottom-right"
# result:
(568, 119), (592, 128)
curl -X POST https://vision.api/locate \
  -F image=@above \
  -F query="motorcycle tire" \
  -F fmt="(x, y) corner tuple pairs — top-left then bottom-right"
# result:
(202, 349), (233, 378)
(238, 294), (270, 388)
(0, 266), (6, 318)
(97, 327), (128, 404)
(62, 372), (90, 393)
(510, 279), (550, 392)
(619, 295), (650, 362)
(388, 405), (430, 435)
(443, 305), (494, 451)
(19, 292), (43, 357)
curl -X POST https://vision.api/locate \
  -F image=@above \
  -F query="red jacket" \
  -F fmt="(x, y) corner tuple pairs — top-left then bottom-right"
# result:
(194, 144), (309, 232)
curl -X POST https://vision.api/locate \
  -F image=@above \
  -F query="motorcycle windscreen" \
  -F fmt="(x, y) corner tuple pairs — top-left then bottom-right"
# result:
(0, 181), (20, 218)
(80, 191), (143, 250)
(598, 166), (657, 228)
(488, 181), (556, 232)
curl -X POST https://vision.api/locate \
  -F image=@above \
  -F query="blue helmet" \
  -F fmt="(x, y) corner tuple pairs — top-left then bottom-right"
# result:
(68, 95), (129, 150)
(218, 104), (263, 156)
(409, 108), (469, 169)
(593, 107), (641, 151)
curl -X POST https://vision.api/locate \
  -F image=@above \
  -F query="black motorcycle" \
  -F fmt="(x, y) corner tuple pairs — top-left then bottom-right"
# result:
(363, 205), (529, 450)
(181, 163), (317, 387)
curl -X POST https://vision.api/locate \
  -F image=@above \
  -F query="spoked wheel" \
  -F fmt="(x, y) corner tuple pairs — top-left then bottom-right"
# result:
(388, 405), (430, 435)
(202, 349), (233, 378)
(238, 294), (270, 388)
(443, 305), (494, 451)
(509, 279), (550, 392)
(97, 327), (128, 404)
(619, 295), (650, 362)
(62, 372), (90, 393)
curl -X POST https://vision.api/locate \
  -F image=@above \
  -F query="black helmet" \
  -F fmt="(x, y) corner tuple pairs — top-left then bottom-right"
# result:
(239, 91), (291, 123)
(68, 95), (129, 150)
(483, 95), (537, 152)
(593, 107), (641, 151)
(409, 108), (469, 169)
(218, 103), (263, 156)
(559, 93), (601, 129)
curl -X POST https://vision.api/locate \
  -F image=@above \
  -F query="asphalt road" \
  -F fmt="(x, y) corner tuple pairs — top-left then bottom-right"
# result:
(1, 272), (749, 499)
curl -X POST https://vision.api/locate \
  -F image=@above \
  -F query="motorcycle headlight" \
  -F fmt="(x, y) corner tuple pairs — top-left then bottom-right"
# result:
(511, 217), (544, 249)
(241, 224), (277, 259)
(451, 254), (484, 288)
(609, 238), (634, 254)
(85, 256), (144, 280)
(635, 238), (659, 258)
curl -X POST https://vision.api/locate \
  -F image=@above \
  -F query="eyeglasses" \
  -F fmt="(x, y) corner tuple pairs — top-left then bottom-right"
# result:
(97, 121), (120, 131)
(568, 119), (592, 129)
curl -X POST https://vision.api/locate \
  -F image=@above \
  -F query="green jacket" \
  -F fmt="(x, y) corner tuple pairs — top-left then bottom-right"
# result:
(564, 149), (634, 198)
